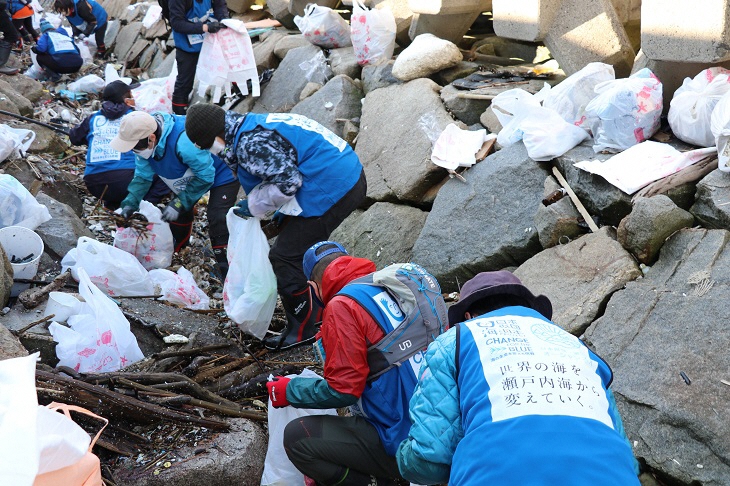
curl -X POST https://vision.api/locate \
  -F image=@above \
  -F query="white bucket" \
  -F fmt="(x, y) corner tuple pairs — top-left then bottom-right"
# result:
(43, 291), (81, 323)
(0, 226), (44, 297)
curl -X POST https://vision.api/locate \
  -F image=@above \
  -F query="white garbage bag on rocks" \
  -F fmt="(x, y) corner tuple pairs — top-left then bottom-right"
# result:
(350, 0), (396, 66)
(67, 74), (105, 94)
(431, 123), (494, 170)
(711, 89), (730, 172)
(195, 19), (259, 103)
(0, 126), (36, 163)
(61, 237), (155, 297)
(113, 200), (174, 270)
(669, 67), (730, 147)
(585, 68), (663, 153)
(543, 62), (615, 130)
(50, 267), (145, 373)
(294, 4), (352, 49)
(149, 267), (210, 310)
(0, 174), (50, 230)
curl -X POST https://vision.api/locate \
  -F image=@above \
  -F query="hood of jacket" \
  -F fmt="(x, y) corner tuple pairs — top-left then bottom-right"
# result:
(100, 101), (132, 121)
(321, 256), (377, 305)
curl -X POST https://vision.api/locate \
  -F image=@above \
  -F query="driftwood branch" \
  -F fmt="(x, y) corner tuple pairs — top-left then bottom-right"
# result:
(633, 156), (719, 200)
(18, 271), (70, 309)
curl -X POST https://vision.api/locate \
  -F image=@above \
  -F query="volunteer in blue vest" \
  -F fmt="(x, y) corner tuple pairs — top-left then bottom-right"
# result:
(8, 0), (38, 47)
(184, 104), (366, 350)
(29, 19), (82, 81)
(168, 0), (227, 114)
(266, 241), (417, 486)
(396, 271), (640, 485)
(110, 110), (239, 277)
(0, 0), (20, 74)
(69, 81), (170, 210)
(53, 0), (108, 58)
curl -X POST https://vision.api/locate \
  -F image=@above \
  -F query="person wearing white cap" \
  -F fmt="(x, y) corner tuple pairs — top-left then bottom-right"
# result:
(110, 110), (238, 277)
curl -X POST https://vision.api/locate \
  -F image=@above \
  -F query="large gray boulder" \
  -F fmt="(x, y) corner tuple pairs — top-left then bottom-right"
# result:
(392, 33), (462, 82)
(330, 202), (428, 268)
(329, 47), (362, 80)
(113, 22), (144, 60)
(618, 195), (694, 264)
(35, 192), (93, 260)
(2, 158), (84, 216)
(534, 176), (582, 249)
(291, 75), (363, 140)
(0, 323), (27, 360)
(356, 78), (452, 204)
(412, 143), (549, 292)
(0, 74), (44, 103)
(361, 61), (402, 94)
(440, 84), (491, 126)
(273, 34), (311, 59)
(253, 44), (324, 113)
(253, 31), (286, 71)
(515, 227), (642, 335)
(0, 244), (12, 308)
(585, 228), (730, 485)
(690, 169), (730, 230)
(0, 79), (33, 116)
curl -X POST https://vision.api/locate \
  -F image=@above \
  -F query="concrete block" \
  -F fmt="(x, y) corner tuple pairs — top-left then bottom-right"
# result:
(226, 0), (254, 14)
(610, 0), (641, 25)
(492, 0), (562, 42)
(407, 0), (491, 15)
(543, 0), (635, 78)
(642, 0), (730, 63)
(408, 11), (482, 44)
(266, 0), (297, 29)
(289, 0), (339, 17)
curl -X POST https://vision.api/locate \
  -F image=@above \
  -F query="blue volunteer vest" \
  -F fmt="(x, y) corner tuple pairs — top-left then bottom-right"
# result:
(84, 109), (136, 175)
(146, 115), (234, 193)
(8, 0), (30, 15)
(45, 31), (79, 55)
(337, 283), (421, 456)
(67, 0), (107, 32)
(451, 307), (639, 485)
(172, 0), (213, 53)
(233, 113), (362, 218)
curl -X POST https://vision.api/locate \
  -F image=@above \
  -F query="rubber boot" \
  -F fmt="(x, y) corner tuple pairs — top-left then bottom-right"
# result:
(95, 44), (107, 59)
(172, 95), (188, 115)
(213, 245), (228, 280)
(263, 286), (321, 350)
(0, 41), (19, 75)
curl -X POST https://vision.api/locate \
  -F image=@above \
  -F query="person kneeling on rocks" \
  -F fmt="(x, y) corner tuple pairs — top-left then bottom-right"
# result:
(53, 0), (108, 58)
(266, 242), (420, 486)
(27, 18), (82, 82)
(184, 104), (366, 350)
(396, 271), (640, 485)
(69, 80), (170, 210)
(110, 110), (239, 277)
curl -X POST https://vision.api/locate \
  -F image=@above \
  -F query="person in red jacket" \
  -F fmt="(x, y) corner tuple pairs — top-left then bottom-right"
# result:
(266, 241), (416, 486)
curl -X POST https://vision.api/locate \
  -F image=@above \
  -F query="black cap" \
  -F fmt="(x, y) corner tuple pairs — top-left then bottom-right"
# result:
(185, 103), (226, 149)
(102, 80), (132, 104)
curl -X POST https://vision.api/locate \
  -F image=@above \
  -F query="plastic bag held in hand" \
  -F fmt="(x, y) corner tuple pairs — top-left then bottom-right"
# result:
(350, 0), (396, 66)
(113, 200), (174, 270)
(294, 4), (352, 49)
(223, 208), (277, 339)
(49, 267), (145, 373)
(669, 67), (730, 147)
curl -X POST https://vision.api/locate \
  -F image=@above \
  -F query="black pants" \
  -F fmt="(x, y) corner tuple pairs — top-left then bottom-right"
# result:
(84, 169), (171, 210)
(36, 52), (82, 73)
(0, 4), (18, 44)
(269, 170), (366, 296)
(12, 17), (36, 41)
(172, 48), (199, 112)
(94, 22), (106, 48)
(284, 415), (402, 485)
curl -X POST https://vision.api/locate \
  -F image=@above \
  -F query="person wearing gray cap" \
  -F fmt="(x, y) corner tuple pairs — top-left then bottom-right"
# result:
(396, 271), (640, 486)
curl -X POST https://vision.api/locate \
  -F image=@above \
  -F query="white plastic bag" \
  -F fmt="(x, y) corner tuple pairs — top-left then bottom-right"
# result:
(196, 19), (259, 103)
(104, 63), (132, 85)
(223, 209), (277, 339)
(149, 267), (210, 310)
(61, 236), (155, 297)
(35, 406), (91, 475)
(67, 74), (105, 94)
(113, 201), (174, 270)
(261, 369), (337, 486)
(294, 4), (352, 49)
(431, 123), (494, 170)
(132, 62), (177, 114)
(299, 50), (333, 85)
(585, 68), (663, 153)
(668, 67), (730, 147)
(711, 89), (730, 172)
(0, 353), (40, 486)
(0, 125), (36, 162)
(0, 174), (50, 229)
(350, 0), (396, 66)
(49, 267), (145, 373)
(543, 62), (615, 129)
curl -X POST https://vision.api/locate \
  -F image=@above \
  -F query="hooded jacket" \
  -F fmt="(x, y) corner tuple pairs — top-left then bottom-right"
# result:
(69, 101), (136, 176)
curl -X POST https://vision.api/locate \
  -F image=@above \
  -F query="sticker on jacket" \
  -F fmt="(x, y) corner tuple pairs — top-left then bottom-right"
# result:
(465, 316), (613, 428)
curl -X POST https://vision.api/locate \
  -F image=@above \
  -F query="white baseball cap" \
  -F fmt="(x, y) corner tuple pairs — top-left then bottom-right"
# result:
(110, 111), (158, 153)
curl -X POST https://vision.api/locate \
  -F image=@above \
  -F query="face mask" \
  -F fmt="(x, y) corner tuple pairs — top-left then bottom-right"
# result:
(134, 147), (154, 159)
(209, 138), (225, 155)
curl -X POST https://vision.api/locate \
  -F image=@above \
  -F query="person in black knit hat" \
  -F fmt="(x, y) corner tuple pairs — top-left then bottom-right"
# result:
(185, 103), (366, 351)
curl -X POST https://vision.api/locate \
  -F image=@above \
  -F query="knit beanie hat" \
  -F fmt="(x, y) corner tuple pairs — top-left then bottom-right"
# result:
(40, 18), (54, 34)
(185, 103), (226, 149)
(102, 80), (132, 104)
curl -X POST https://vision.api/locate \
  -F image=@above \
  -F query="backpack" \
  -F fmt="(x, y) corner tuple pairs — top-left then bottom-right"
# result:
(159, 0), (194, 23)
(337, 263), (449, 381)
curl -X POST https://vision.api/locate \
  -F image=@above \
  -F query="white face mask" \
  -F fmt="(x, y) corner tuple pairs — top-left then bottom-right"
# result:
(209, 138), (225, 155)
(134, 147), (154, 159)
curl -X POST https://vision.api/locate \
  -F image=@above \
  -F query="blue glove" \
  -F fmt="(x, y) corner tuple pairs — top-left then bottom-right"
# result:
(233, 199), (252, 219)
(271, 210), (285, 225)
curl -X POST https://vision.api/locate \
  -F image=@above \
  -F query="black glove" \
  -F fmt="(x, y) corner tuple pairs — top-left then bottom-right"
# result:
(206, 20), (225, 33)
(120, 206), (136, 220)
(83, 24), (95, 37)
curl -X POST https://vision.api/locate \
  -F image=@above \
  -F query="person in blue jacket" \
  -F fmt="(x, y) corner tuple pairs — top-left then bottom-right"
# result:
(168, 0), (227, 114)
(53, 0), (108, 58)
(396, 271), (641, 485)
(110, 110), (239, 276)
(29, 19), (82, 81)
(69, 80), (170, 210)
(184, 104), (366, 350)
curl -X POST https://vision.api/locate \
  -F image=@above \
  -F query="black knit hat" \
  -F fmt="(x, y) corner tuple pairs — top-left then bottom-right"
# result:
(185, 103), (226, 149)
(102, 80), (131, 104)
